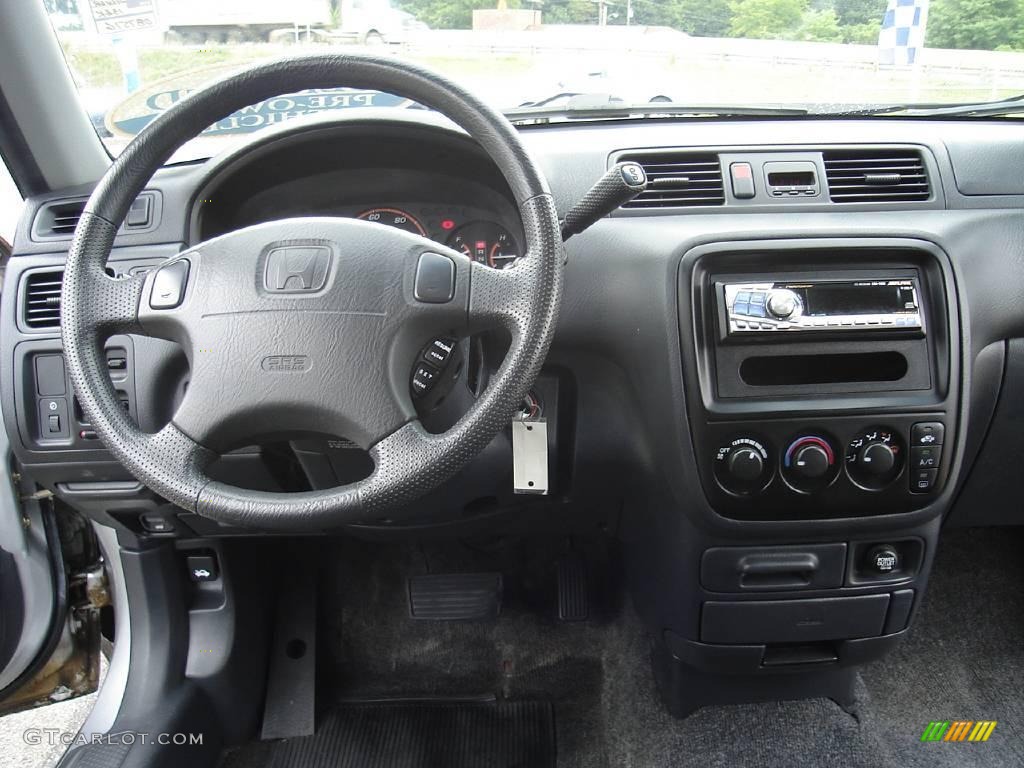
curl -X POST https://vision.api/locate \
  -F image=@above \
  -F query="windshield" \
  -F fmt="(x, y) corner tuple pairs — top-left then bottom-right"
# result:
(45, 0), (1024, 160)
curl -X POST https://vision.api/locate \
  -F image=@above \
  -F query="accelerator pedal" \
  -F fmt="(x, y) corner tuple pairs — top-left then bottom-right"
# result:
(408, 572), (502, 621)
(556, 552), (590, 622)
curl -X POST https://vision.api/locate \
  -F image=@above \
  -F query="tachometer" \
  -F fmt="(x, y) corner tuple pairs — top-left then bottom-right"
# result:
(356, 207), (426, 236)
(447, 221), (520, 269)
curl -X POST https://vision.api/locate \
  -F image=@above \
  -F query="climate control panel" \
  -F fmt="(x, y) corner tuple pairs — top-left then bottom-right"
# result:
(705, 415), (950, 520)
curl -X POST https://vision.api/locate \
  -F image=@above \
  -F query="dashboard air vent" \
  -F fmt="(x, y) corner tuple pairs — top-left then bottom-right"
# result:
(619, 152), (725, 208)
(823, 149), (930, 203)
(32, 199), (87, 238)
(23, 270), (64, 329)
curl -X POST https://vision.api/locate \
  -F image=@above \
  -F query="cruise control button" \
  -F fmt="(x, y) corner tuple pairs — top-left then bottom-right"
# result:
(149, 259), (190, 309)
(910, 422), (944, 446)
(910, 445), (942, 469)
(423, 338), (455, 367)
(411, 364), (439, 398)
(910, 468), (938, 493)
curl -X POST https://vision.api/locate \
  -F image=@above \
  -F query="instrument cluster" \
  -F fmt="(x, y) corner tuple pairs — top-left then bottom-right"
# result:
(349, 205), (521, 269)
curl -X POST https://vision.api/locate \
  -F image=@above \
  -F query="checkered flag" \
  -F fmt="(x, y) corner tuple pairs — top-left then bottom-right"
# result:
(878, 0), (931, 66)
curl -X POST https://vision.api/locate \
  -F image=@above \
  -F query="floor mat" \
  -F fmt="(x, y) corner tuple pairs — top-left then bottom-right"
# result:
(259, 700), (555, 768)
(219, 528), (1024, 768)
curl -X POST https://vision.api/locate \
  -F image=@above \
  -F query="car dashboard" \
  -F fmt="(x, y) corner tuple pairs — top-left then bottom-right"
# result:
(4, 109), (1024, 714)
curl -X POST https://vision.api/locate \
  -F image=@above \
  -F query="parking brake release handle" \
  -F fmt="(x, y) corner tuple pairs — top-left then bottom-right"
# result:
(560, 162), (647, 241)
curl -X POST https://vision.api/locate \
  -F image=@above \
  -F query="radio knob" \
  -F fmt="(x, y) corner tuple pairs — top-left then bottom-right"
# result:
(766, 289), (801, 320)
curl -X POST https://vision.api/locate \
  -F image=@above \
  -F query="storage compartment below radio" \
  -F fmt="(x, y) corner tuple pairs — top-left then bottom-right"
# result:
(739, 350), (908, 387)
(701, 595), (890, 644)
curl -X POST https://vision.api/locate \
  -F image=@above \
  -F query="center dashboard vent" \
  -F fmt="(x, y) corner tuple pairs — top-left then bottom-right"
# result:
(618, 152), (725, 208)
(23, 269), (65, 329)
(823, 149), (930, 203)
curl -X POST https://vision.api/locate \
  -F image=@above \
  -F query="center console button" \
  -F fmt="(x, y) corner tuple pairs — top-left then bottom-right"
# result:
(910, 468), (938, 493)
(910, 445), (942, 469)
(910, 422), (944, 446)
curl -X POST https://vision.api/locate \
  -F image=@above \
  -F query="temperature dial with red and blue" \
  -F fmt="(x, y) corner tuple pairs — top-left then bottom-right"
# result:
(782, 435), (839, 492)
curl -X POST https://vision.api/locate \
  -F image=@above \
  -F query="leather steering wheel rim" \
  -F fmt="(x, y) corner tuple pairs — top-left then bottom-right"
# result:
(61, 54), (563, 531)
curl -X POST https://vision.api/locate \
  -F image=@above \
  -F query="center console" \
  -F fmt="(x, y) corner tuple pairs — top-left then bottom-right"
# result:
(649, 237), (961, 716)
(687, 238), (957, 520)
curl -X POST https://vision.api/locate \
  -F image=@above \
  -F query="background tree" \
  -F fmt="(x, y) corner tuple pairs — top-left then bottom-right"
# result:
(729, 0), (808, 38)
(798, 8), (843, 41)
(927, 0), (1024, 50)
(633, 0), (734, 37)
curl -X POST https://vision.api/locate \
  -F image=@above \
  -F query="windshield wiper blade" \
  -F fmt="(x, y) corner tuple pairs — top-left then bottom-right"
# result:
(831, 94), (1024, 118)
(503, 101), (809, 123)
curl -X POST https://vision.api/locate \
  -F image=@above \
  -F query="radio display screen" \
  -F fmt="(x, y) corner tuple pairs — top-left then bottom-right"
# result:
(785, 281), (917, 317)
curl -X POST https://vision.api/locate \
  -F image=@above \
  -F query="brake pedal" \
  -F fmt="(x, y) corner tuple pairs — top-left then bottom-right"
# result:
(408, 573), (502, 621)
(556, 553), (589, 622)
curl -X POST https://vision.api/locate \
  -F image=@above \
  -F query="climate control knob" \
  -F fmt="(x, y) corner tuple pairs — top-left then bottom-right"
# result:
(846, 427), (904, 490)
(727, 447), (765, 481)
(790, 443), (830, 479)
(782, 435), (838, 492)
(859, 442), (896, 476)
(766, 289), (802, 320)
(714, 437), (772, 495)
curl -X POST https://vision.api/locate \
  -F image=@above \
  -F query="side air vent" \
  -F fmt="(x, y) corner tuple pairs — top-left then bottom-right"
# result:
(32, 199), (87, 239)
(823, 149), (930, 203)
(619, 152), (725, 208)
(32, 192), (157, 240)
(23, 270), (64, 329)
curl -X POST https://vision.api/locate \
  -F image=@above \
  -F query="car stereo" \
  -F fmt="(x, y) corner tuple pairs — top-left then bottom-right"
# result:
(720, 278), (922, 335)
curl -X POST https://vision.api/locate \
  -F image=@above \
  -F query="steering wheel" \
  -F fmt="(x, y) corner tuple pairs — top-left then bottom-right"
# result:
(61, 55), (563, 531)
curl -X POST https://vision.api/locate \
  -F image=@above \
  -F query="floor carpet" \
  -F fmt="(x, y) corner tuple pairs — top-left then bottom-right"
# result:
(220, 526), (1024, 768)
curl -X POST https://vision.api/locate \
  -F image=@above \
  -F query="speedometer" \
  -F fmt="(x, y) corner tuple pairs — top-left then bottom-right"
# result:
(356, 208), (427, 236)
(447, 222), (520, 269)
